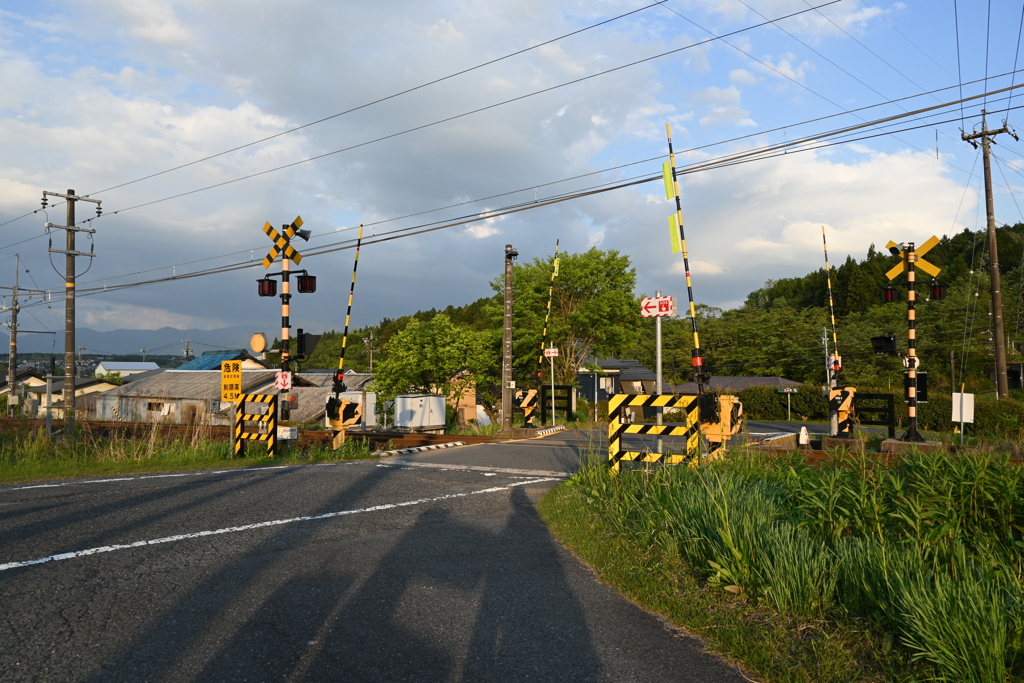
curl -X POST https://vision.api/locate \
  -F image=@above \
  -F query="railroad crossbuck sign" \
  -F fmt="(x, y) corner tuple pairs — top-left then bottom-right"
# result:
(544, 348), (559, 358)
(220, 360), (242, 401)
(641, 295), (676, 318)
(262, 216), (304, 268)
(608, 393), (699, 473)
(885, 235), (941, 280)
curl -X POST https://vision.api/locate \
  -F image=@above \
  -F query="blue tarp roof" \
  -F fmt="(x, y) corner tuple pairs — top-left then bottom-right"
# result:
(175, 350), (251, 371)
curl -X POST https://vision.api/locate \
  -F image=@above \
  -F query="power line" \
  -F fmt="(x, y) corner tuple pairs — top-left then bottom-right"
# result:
(75, 1), (845, 218)
(1006, 2), (1024, 125)
(18, 86), (1024, 310)
(84, 1), (669, 199)
(955, 0), (966, 128)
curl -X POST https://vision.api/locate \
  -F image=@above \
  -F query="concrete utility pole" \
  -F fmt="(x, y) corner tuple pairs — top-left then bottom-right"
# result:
(362, 331), (375, 373)
(181, 338), (194, 362)
(42, 189), (101, 436)
(501, 244), (518, 432)
(963, 110), (1018, 398)
(7, 255), (19, 418)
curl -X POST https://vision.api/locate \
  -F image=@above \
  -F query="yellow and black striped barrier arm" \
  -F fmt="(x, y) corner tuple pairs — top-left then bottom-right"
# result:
(664, 123), (706, 388)
(607, 393), (699, 473)
(233, 393), (278, 458)
(537, 239), (560, 371)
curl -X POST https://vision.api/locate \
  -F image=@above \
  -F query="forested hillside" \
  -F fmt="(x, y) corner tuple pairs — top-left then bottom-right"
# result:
(285, 225), (1024, 398)
(631, 223), (1024, 394)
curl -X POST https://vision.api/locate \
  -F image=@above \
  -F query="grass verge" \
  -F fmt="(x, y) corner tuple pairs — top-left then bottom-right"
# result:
(538, 481), (915, 683)
(538, 443), (1024, 683)
(0, 425), (376, 484)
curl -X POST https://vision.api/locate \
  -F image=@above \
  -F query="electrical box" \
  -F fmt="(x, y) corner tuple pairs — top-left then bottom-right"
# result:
(394, 394), (446, 430)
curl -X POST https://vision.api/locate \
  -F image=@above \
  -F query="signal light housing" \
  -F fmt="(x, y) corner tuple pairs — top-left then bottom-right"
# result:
(883, 284), (896, 303)
(930, 279), (946, 301)
(297, 274), (316, 293)
(258, 278), (277, 297)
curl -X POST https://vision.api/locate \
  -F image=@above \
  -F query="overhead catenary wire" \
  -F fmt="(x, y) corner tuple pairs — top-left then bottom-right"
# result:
(42, 0), (845, 220)
(65, 83), (1024, 296)
(84, 1), (670, 199)
(13, 84), (1024, 312)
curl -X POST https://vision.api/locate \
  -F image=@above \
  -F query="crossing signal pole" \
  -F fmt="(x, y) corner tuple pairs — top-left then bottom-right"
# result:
(501, 244), (518, 432)
(42, 189), (101, 436)
(962, 110), (1019, 398)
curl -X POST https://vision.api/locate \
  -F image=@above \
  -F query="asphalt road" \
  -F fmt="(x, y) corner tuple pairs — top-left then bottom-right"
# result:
(0, 434), (749, 683)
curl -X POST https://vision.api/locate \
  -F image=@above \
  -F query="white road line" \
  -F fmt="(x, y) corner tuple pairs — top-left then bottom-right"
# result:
(1, 466), (295, 493)
(0, 477), (559, 573)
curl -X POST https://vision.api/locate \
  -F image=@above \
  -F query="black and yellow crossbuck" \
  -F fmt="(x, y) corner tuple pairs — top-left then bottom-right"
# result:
(234, 394), (278, 458)
(607, 394), (699, 473)
(262, 216), (304, 268)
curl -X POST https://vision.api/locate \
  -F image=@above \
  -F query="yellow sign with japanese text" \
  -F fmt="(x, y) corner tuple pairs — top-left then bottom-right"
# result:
(221, 360), (242, 401)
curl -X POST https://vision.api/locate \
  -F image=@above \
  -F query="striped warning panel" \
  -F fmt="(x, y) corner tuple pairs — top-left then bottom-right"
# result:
(234, 394), (278, 458)
(607, 394), (699, 473)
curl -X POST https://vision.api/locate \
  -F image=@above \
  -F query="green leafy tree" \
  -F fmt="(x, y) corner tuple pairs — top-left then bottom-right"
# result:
(371, 313), (495, 411)
(490, 248), (641, 384)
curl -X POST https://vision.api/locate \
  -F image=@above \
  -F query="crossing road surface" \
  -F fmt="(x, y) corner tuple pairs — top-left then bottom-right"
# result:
(0, 433), (749, 682)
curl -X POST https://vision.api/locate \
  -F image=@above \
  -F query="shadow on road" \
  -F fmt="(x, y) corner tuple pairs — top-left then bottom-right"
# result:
(86, 471), (600, 681)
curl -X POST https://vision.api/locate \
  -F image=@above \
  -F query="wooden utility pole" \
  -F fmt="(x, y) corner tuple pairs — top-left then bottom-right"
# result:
(963, 110), (1019, 399)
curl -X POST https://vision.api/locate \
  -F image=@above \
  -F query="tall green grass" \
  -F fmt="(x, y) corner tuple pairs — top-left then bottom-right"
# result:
(568, 449), (1024, 682)
(0, 425), (374, 482)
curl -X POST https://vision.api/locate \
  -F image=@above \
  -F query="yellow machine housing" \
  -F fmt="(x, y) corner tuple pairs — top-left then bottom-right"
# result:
(700, 394), (743, 448)
(328, 399), (363, 449)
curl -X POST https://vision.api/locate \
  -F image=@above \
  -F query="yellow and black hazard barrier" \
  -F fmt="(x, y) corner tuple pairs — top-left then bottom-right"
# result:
(607, 394), (699, 473)
(234, 393), (277, 457)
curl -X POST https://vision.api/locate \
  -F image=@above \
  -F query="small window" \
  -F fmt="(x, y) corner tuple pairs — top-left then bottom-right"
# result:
(147, 402), (164, 412)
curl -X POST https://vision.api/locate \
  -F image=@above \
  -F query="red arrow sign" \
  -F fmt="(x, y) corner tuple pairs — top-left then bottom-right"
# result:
(643, 301), (658, 314)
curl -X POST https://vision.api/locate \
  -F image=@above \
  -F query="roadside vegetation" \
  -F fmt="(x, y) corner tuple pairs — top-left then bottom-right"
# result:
(0, 426), (375, 484)
(540, 447), (1024, 683)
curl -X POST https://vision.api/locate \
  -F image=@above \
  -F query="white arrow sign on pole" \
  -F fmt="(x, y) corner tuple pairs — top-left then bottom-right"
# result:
(641, 295), (677, 318)
(544, 347), (559, 358)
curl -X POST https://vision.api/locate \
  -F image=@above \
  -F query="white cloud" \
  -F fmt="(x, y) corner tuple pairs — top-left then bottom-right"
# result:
(79, 302), (223, 331)
(465, 215), (502, 239)
(699, 106), (756, 127)
(425, 18), (463, 43)
(689, 85), (741, 107)
(729, 69), (759, 85)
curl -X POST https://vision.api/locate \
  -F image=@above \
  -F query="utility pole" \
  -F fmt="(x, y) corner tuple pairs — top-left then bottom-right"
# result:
(963, 110), (1018, 398)
(362, 331), (375, 373)
(6, 255), (19, 418)
(42, 189), (100, 437)
(181, 338), (193, 362)
(140, 347), (148, 362)
(501, 244), (518, 432)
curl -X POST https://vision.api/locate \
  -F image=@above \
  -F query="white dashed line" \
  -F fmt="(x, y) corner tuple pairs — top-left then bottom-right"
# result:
(0, 478), (559, 573)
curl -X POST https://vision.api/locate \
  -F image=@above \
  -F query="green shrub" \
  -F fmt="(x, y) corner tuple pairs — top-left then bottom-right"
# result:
(974, 399), (1024, 437)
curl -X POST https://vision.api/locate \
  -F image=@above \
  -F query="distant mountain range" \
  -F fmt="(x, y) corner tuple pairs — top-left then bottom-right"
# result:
(10, 325), (259, 356)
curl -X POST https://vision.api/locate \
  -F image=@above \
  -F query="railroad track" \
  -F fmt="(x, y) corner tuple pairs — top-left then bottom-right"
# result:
(0, 419), (504, 451)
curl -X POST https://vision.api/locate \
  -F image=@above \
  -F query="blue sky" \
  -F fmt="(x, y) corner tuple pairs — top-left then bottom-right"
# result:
(1, 0), (1022, 346)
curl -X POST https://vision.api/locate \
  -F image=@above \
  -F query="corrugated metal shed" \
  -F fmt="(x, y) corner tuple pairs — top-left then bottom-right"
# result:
(102, 370), (280, 400)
